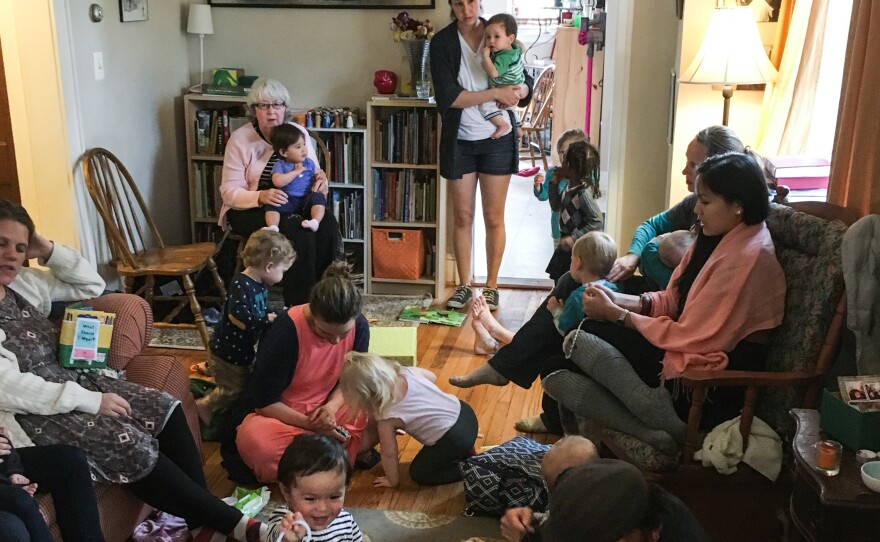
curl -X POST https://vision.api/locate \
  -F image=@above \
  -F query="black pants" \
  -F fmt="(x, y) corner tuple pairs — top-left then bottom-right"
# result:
(8, 444), (104, 542)
(539, 320), (770, 432)
(128, 406), (242, 532)
(487, 296), (565, 390)
(0, 511), (31, 542)
(409, 401), (479, 486)
(227, 207), (340, 306)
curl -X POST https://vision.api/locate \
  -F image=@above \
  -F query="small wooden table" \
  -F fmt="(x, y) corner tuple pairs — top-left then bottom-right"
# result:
(788, 409), (880, 541)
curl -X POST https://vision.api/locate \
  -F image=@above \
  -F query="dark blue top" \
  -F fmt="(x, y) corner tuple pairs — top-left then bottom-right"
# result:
(209, 273), (270, 366)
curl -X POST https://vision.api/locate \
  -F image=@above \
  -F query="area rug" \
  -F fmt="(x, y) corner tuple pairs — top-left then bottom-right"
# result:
(149, 294), (431, 349)
(148, 325), (205, 350)
(256, 502), (503, 542)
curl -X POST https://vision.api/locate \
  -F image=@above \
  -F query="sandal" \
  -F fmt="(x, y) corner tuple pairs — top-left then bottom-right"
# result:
(514, 415), (549, 434)
(190, 361), (214, 377)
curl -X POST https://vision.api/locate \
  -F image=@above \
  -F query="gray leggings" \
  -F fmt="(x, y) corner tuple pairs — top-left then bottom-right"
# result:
(409, 401), (479, 486)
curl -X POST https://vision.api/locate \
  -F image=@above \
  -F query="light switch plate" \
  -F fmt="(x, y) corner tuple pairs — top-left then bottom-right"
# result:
(93, 52), (104, 80)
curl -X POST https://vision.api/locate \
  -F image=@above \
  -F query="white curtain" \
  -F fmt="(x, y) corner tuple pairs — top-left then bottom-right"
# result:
(757, 0), (852, 157)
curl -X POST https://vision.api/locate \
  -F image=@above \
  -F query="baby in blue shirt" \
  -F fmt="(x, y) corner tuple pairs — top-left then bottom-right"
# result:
(265, 123), (326, 232)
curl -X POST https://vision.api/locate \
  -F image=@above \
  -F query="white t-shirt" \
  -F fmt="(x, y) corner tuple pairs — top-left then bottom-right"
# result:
(456, 31), (500, 141)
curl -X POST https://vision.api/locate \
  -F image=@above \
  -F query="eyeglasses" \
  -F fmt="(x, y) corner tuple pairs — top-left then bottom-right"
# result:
(254, 102), (286, 111)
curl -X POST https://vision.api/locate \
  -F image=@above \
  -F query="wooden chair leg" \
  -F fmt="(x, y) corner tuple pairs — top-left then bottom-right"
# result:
(182, 273), (210, 350)
(536, 135), (549, 172)
(207, 258), (227, 299)
(527, 132), (538, 167)
(145, 276), (155, 307)
(123, 276), (134, 295)
(682, 385), (707, 463)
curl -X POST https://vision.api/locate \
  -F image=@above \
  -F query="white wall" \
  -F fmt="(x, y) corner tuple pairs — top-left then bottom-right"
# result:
(61, 0), (194, 247)
(201, 5), (457, 112)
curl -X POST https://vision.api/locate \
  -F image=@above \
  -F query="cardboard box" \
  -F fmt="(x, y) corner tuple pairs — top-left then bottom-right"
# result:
(819, 389), (880, 450)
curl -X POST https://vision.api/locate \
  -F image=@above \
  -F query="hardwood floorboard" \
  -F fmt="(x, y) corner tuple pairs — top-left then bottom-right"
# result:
(161, 287), (556, 513)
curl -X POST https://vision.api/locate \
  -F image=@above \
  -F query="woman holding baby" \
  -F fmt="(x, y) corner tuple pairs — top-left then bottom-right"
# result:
(430, 0), (532, 312)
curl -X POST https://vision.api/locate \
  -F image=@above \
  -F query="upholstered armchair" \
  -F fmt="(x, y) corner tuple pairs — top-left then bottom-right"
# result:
(37, 294), (200, 542)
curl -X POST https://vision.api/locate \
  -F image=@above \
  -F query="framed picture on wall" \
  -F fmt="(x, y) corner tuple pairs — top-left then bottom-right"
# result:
(209, 0), (434, 8)
(119, 0), (148, 22)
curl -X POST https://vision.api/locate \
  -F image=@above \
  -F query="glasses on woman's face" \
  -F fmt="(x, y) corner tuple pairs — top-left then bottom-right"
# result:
(254, 102), (286, 111)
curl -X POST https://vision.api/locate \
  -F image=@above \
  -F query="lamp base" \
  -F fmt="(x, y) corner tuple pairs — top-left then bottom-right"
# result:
(721, 85), (734, 126)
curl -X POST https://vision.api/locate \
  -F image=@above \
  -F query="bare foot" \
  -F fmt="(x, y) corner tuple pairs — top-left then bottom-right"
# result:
(472, 318), (498, 355)
(474, 296), (512, 346)
(490, 119), (511, 139)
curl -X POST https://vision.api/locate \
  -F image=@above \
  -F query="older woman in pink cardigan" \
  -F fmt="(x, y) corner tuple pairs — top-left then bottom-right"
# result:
(219, 78), (338, 307)
(540, 152), (786, 455)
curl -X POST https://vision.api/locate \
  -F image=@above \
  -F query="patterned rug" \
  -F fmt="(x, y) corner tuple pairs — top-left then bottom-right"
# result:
(256, 503), (502, 542)
(148, 294), (431, 350)
(149, 325), (206, 350)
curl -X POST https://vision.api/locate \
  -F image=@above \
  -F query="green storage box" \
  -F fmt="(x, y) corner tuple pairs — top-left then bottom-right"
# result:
(819, 389), (880, 450)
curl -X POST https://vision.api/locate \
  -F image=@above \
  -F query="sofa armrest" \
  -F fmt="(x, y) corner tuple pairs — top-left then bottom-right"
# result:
(125, 354), (201, 454)
(84, 294), (153, 371)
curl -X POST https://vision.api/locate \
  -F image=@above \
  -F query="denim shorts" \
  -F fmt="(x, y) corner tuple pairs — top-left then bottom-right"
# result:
(449, 130), (517, 179)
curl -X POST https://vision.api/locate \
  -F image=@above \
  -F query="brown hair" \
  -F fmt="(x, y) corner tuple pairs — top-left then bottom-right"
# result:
(309, 261), (362, 324)
(486, 13), (517, 37)
(240, 229), (296, 269)
(0, 200), (35, 241)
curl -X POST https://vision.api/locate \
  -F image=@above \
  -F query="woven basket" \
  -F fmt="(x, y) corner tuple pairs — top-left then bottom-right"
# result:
(372, 228), (425, 280)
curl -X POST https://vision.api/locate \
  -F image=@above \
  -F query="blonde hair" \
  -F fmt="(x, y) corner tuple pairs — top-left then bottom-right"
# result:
(339, 352), (400, 416)
(572, 231), (617, 279)
(541, 435), (599, 490)
(241, 229), (296, 269)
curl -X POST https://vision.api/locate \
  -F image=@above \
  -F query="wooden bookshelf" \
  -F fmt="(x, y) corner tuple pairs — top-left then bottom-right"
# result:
(366, 99), (446, 297)
(183, 94), (370, 281)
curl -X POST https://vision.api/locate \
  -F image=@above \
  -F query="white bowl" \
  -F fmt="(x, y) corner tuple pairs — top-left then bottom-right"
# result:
(861, 460), (880, 493)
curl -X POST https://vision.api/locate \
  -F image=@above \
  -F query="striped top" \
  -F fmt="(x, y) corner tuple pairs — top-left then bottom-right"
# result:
(489, 43), (525, 87)
(266, 506), (363, 542)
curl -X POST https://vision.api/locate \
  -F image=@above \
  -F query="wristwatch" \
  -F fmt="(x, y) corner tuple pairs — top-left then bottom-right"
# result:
(616, 309), (630, 326)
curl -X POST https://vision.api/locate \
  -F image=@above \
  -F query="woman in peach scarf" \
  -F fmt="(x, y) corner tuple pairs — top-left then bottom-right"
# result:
(540, 152), (786, 454)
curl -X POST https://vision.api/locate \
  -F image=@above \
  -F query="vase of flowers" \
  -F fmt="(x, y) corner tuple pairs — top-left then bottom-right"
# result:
(391, 12), (435, 98)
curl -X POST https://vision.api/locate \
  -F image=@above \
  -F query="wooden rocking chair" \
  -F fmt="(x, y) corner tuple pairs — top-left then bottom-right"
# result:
(82, 148), (227, 350)
(518, 65), (556, 171)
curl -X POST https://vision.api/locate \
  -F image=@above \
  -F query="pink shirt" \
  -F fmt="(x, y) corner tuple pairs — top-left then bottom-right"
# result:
(382, 367), (461, 446)
(218, 122), (318, 225)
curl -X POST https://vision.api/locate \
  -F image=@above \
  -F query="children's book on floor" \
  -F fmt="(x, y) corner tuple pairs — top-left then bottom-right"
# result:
(398, 305), (466, 326)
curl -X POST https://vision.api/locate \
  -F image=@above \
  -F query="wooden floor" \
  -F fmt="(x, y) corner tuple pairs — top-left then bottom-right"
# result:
(146, 287), (556, 515)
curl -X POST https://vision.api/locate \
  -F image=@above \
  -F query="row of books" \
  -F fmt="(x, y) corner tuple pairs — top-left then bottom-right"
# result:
(192, 161), (222, 219)
(372, 108), (438, 165)
(317, 132), (365, 185)
(194, 108), (247, 155)
(371, 169), (437, 223)
(331, 190), (364, 241)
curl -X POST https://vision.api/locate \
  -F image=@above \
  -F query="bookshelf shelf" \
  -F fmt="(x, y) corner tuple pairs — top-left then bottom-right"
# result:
(366, 99), (446, 297)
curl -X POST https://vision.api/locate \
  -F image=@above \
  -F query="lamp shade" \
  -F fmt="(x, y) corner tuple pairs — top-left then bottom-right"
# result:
(681, 6), (777, 86)
(187, 4), (214, 35)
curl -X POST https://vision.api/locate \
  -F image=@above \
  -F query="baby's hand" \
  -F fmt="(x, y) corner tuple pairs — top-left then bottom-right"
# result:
(546, 297), (562, 313)
(268, 312), (277, 323)
(373, 476), (394, 488)
(278, 511), (310, 542)
(9, 474), (37, 496)
(533, 174), (545, 190)
(482, 46), (492, 58)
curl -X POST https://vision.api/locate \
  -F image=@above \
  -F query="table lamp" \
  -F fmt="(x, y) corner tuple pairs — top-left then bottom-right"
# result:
(187, 4), (214, 91)
(680, 5), (778, 126)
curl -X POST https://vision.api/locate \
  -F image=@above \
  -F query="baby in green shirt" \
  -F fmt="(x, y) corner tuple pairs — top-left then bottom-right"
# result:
(480, 13), (526, 139)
